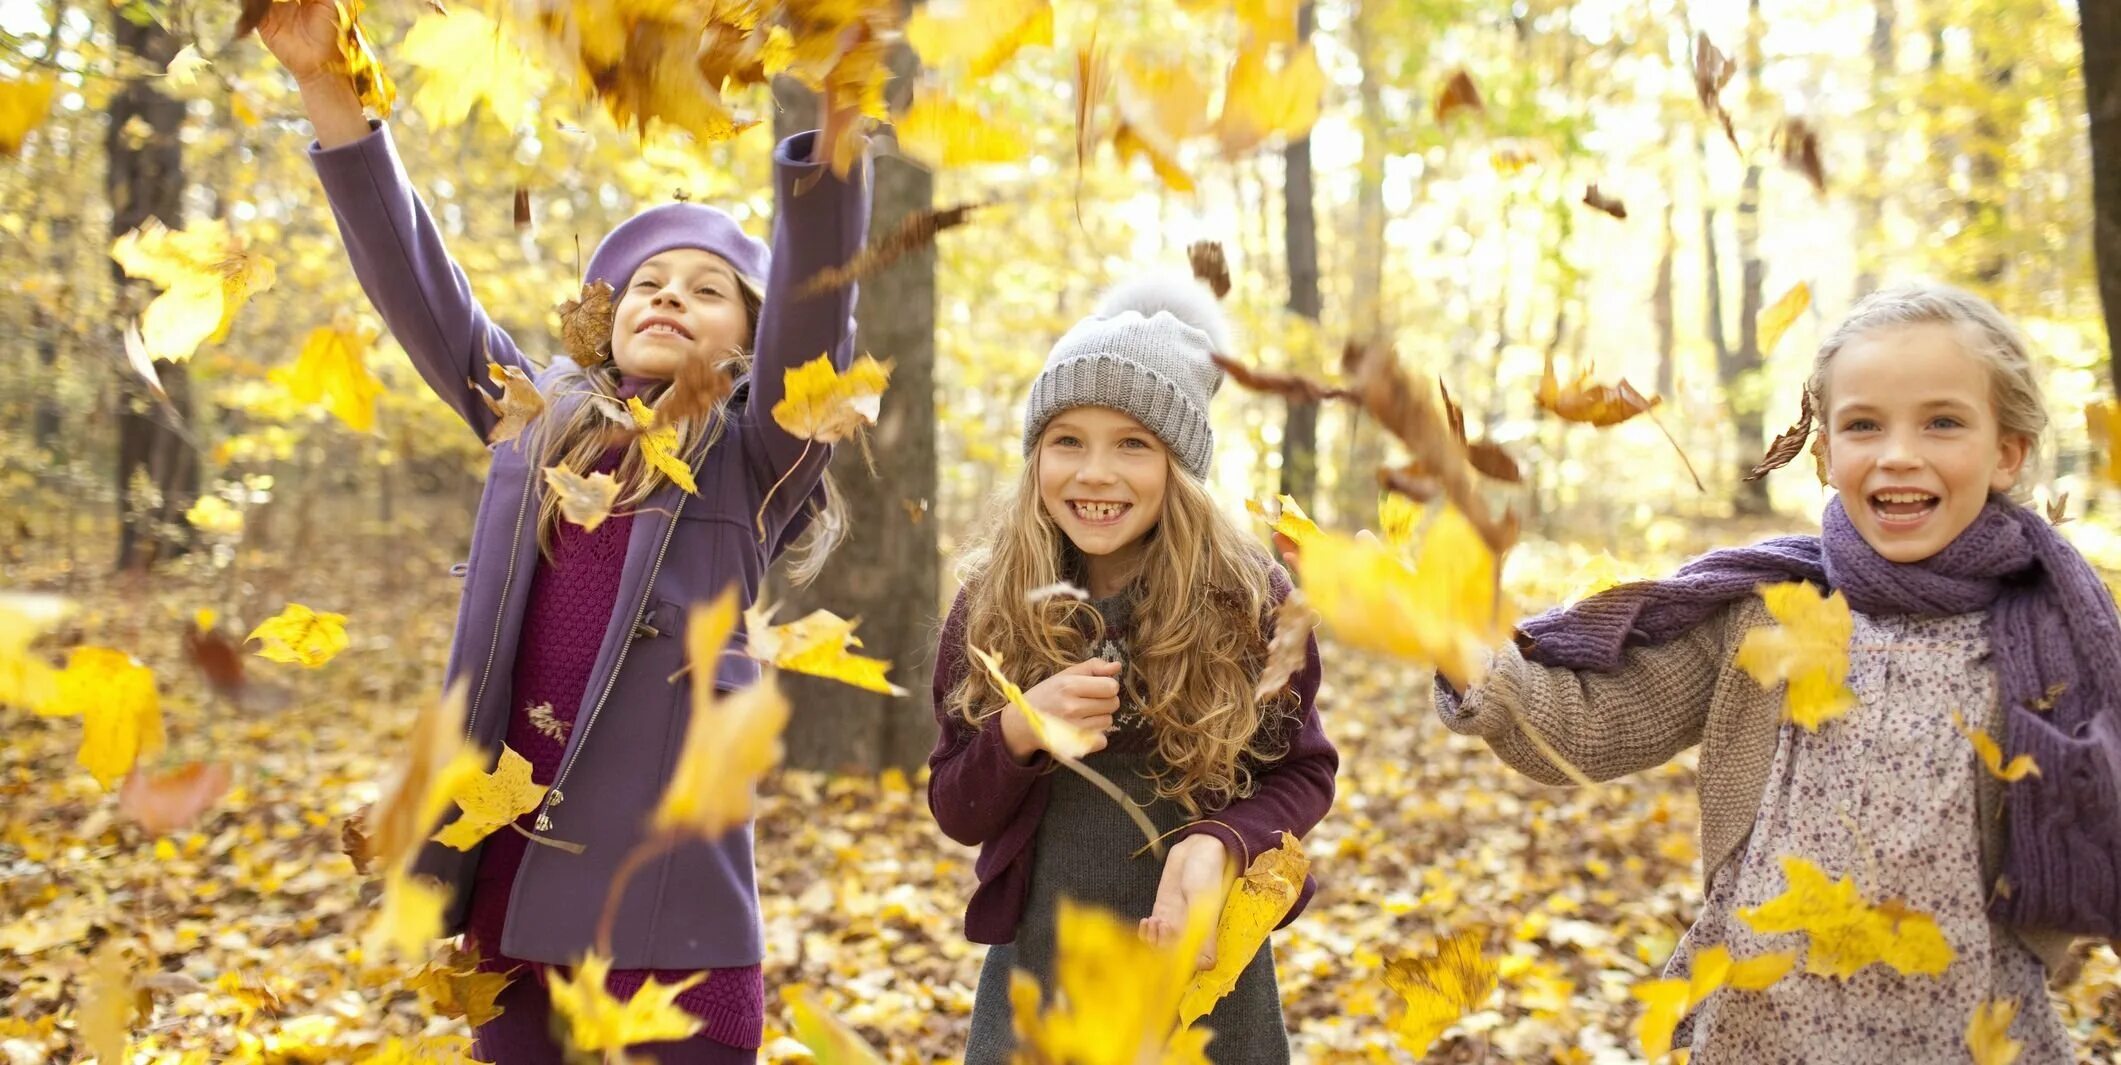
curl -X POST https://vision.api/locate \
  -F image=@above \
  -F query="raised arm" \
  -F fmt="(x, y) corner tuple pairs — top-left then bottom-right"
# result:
(1436, 599), (1751, 786)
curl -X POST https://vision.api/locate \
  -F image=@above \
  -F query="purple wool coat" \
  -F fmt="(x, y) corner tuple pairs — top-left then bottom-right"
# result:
(925, 568), (1338, 945)
(311, 121), (870, 969)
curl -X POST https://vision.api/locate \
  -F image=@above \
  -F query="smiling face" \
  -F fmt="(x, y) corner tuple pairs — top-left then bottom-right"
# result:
(1036, 407), (1170, 595)
(608, 248), (752, 379)
(1821, 322), (2031, 563)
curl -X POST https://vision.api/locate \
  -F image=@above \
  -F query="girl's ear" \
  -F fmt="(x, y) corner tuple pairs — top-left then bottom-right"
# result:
(1990, 431), (2032, 492)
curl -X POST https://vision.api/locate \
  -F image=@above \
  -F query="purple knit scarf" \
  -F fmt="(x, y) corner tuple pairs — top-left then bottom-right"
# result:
(1515, 494), (2121, 937)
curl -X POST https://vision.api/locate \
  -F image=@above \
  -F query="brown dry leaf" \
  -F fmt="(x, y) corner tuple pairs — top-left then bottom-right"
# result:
(368, 680), (483, 875)
(542, 464), (621, 533)
(1581, 184), (1628, 219)
(1777, 117), (1827, 194)
(1187, 241), (1231, 300)
(558, 280), (615, 366)
(512, 186), (531, 230)
(1694, 31), (1739, 150)
(1339, 342), (1517, 556)
(1747, 390), (1816, 482)
(117, 761), (232, 836)
(2044, 492), (2070, 526)
(1465, 441), (1523, 483)
(1537, 354), (1659, 427)
(797, 202), (982, 299)
(1208, 353), (1357, 406)
(1254, 590), (1318, 703)
(659, 349), (737, 426)
(1433, 69), (1484, 125)
(525, 700), (570, 741)
(343, 807), (375, 876)
(480, 362), (546, 445)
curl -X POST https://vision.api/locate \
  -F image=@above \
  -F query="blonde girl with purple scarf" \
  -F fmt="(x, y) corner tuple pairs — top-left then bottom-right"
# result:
(1437, 282), (2118, 1062)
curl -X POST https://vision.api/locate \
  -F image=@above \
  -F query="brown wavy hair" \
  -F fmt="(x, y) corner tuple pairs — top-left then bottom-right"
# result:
(947, 453), (1297, 815)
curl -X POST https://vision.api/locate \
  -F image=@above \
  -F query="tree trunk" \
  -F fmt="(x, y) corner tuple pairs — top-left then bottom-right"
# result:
(108, 5), (196, 571)
(2081, 0), (2121, 391)
(1332, 0), (1391, 524)
(1654, 200), (1676, 399)
(1854, 0), (1896, 296)
(1277, 3), (1322, 511)
(770, 43), (939, 774)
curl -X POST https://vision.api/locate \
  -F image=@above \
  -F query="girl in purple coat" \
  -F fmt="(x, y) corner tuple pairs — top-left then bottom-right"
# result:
(259, 4), (871, 1061)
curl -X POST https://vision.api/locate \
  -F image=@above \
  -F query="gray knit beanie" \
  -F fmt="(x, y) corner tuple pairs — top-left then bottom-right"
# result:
(1021, 272), (1230, 479)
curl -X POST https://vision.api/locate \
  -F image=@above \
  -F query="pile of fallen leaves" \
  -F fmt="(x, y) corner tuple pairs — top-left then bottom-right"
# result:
(2, 501), (2116, 1063)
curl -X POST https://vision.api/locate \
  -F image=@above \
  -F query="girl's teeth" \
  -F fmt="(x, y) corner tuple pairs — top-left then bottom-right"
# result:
(1074, 502), (1126, 521)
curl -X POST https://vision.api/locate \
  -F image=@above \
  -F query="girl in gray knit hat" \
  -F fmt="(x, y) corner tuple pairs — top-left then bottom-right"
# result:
(925, 271), (1340, 1063)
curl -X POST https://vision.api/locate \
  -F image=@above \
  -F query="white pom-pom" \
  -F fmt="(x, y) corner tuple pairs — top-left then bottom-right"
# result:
(1094, 271), (1233, 355)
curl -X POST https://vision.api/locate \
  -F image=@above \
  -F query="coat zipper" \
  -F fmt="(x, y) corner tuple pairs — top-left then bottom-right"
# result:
(466, 458), (537, 742)
(535, 493), (686, 832)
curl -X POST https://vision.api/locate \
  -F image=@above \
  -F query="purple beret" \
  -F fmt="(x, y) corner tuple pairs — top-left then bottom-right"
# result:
(582, 202), (771, 292)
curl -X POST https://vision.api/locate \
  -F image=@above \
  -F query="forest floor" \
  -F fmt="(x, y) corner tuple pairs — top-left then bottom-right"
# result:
(2, 507), (2117, 1064)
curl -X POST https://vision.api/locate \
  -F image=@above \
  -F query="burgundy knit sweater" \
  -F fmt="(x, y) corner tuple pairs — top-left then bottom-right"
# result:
(464, 442), (765, 1048)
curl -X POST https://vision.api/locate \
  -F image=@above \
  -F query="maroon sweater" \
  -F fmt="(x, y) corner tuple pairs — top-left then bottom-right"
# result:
(464, 441), (764, 1048)
(925, 567), (1337, 944)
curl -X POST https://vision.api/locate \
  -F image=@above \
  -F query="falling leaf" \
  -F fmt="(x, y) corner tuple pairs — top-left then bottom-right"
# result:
(542, 465), (621, 533)
(0, 73), (56, 155)
(1178, 0), (1299, 46)
(1339, 342), (1519, 555)
(1254, 592), (1318, 702)
(1187, 241), (1230, 300)
(1299, 503), (1511, 690)
(548, 952), (704, 1051)
(164, 43), (211, 87)
(370, 866), (449, 959)
(0, 592), (68, 714)
(968, 645), (1165, 850)
(1581, 184), (1628, 219)
(1209, 353), (1357, 406)
(1245, 494), (1322, 551)
(1113, 119), (1196, 193)
(118, 761), (232, 836)
(431, 746), (549, 851)
(406, 944), (514, 1028)
(185, 494), (244, 537)
(1738, 855), (1956, 979)
(481, 361), (547, 444)
(783, 987), (889, 1064)
(273, 324), (382, 433)
(1758, 282), (1812, 358)
(1747, 390), (1816, 481)
(1632, 945), (1795, 1058)
(512, 187), (531, 230)
(1179, 833), (1309, 1027)
(1949, 710), (2041, 782)
(654, 593), (790, 839)
(893, 89), (1029, 169)
(121, 321), (167, 402)
(627, 396), (698, 495)
(1734, 582), (1855, 731)
(1538, 354), (1659, 427)
(743, 601), (907, 695)
(660, 349), (737, 425)
(2088, 400), (2121, 486)
(1216, 40), (1325, 155)
(1433, 69), (1484, 125)
(2043, 492), (2070, 526)
(1693, 32), (1738, 150)
(903, 0), (1050, 78)
(247, 603), (350, 668)
(524, 701), (570, 741)
(797, 202), (982, 299)
(1118, 53), (1212, 143)
(43, 647), (165, 789)
(1776, 117), (1827, 194)
(398, 8), (541, 129)
(1382, 927), (1497, 1059)
(557, 281), (615, 366)
(1026, 581), (1089, 604)
(1010, 898), (1210, 1065)
(77, 939), (136, 1065)
(334, 0), (397, 116)
(110, 217), (279, 363)
(368, 680), (483, 875)
(772, 354), (893, 443)
(1966, 998), (2024, 1065)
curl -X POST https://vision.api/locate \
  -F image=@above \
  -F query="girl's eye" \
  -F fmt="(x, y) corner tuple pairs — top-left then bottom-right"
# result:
(1928, 416), (1963, 430)
(633, 280), (658, 290)
(1121, 437), (1151, 450)
(696, 287), (722, 298)
(1843, 419), (1878, 433)
(1049, 435), (1080, 448)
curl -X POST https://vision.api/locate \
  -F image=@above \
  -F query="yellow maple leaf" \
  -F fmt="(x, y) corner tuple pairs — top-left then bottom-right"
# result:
(1178, 0), (1299, 46)
(1949, 710), (2040, 782)
(431, 745), (550, 851)
(1179, 833), (1308, 1027)
(369, 680), (485, 875)
(1012, 898), (1210, 1065)
(1757, 281), (1812, 358)
(247, 603), (350, 668)
(893, 89), (1030, 169)
(483, 362), (546, 445)
(369, 866), (449, 960)
(542, 465), (621, 532)
(273, 324), (382, 433)
(77, 938), (135, 1065)
(904, 0), (1051, 78)
(968, 646), (1097, 760)
(336, 0), (396, 116)
(398, 8), (542, 130)
(1738, 855), (1956, 980)
(1381, 927), (1496, 1059)
(42, 647), (165, 790)
(406, 944), (514, 1028)
(1298, 503), (1511, 690)
(782, 987), (888, 1064)
(653, 592), (789, 838)
(1245, 494), (1322, 550)
(1113, 120), (1194, 193)
(1377, 491), (1420, 548)
(548, 952), (704, 1052)
(772, 354), (893, 443)
(1215, 40), (1324, 156)
(0, 73), (56, 155)
(1633, 944), (1795, 1057)
(1118, 53), (1212, 142)
(1966, 998), (2024, 1065)
(627, 396), (698, 495)
(1734, 582), (1855, 731)
(2088, 400), (2121, 486)
(0, 592), (69, 713)
(109, 217), (277, 363)
(742, 601), (906, 695)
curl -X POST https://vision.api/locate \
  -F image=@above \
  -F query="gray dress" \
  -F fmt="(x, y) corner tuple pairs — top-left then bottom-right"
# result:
(963, 591), (1291, 1064)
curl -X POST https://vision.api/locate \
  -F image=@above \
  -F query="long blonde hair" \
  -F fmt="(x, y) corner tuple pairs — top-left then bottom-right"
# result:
(948, 452), (1296, 815)
(528, 282), (843, 582)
